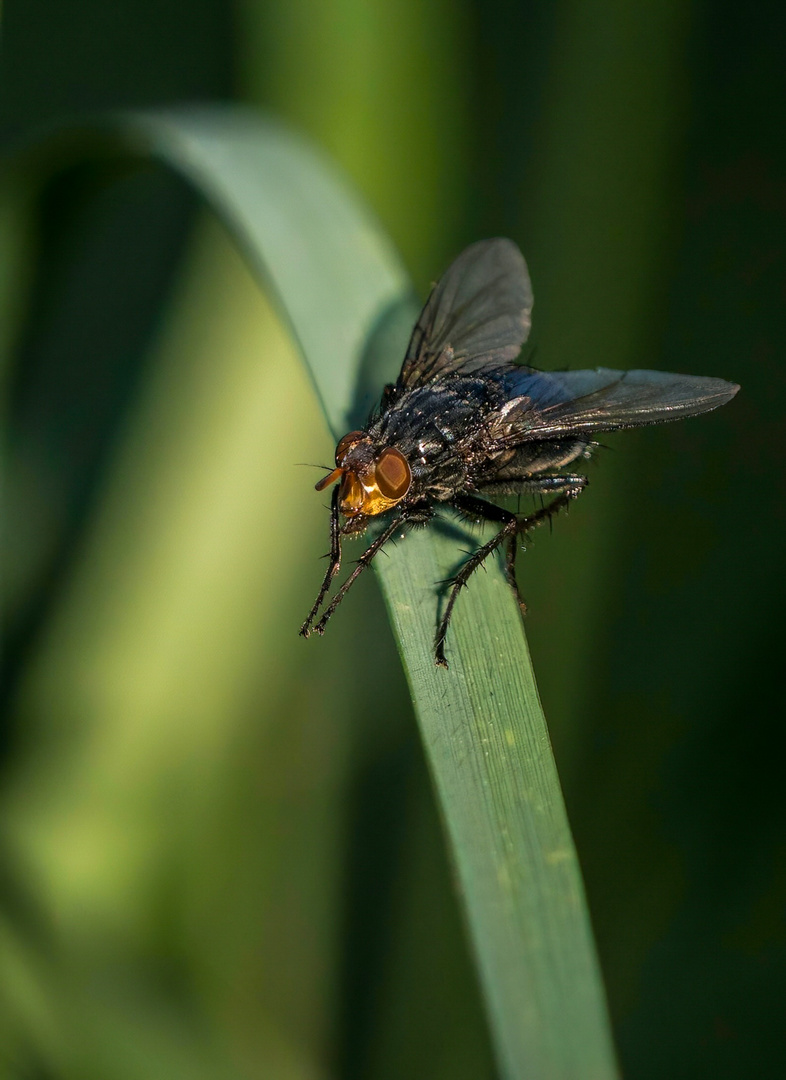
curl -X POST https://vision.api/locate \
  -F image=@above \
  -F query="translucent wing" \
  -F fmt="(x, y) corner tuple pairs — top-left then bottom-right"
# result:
(504, 367), (739, 440)
(398, 238), (533, 388)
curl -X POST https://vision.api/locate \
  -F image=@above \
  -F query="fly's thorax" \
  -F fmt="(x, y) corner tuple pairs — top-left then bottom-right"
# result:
(314, 430), (412, 518)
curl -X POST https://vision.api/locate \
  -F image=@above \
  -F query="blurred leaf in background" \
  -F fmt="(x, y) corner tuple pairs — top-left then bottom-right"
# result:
(1, 0), (785, 1079)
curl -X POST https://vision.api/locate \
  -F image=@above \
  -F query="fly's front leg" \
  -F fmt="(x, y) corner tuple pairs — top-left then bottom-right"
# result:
(312, 511), (410, 636)
(300, 486), (342, 638)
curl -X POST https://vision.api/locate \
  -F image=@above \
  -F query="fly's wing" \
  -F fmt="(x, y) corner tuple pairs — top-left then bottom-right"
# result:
(398, 238), (533, 388)
(503, 367), (739, 440)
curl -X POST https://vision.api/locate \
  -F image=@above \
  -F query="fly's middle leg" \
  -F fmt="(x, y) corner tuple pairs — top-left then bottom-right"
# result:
(452, 493), (523, 599)
(434, 511), (520, 668)
(436, 476), (587, 667)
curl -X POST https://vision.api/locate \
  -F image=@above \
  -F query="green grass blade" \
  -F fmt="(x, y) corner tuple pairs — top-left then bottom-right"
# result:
(119, 107), (412, 434)
(24, 106), (619, 1079)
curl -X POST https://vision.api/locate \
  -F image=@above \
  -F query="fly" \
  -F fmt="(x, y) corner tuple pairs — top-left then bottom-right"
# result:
(300, 238), (739, 668)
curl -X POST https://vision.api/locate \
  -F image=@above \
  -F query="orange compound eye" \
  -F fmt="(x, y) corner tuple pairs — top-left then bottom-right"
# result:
(335, 430), (365, 465)
(375, 447), (412, 500)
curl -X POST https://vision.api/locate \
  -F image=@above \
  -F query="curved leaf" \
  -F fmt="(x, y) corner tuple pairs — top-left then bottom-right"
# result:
(9, 106), (619, 1080)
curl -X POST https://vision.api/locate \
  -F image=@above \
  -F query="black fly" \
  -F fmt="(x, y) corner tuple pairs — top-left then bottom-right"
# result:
(300, 239), (739, 667)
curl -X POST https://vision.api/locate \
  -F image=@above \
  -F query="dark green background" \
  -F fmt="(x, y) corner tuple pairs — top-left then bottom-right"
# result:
(1, 1), (784, 1077)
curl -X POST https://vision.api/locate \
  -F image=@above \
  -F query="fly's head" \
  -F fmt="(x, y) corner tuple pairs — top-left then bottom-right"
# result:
(315, 430), (412, 522)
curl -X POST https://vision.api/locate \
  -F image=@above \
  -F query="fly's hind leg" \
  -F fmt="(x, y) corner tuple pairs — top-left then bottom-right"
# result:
(503, 473), (589, 610)
(507, 474), (588, 554)
(511, 472), (588, 526)
(480, 472), (589, 537)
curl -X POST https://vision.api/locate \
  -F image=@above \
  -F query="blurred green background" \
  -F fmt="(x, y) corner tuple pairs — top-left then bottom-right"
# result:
(1, 1), (784, 1078)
